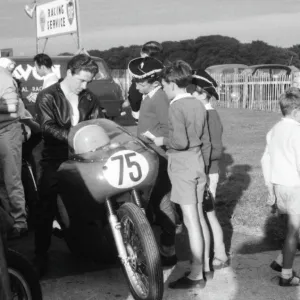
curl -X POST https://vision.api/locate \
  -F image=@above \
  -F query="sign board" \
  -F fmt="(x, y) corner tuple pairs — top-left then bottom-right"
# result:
(36, 0), (77, 39)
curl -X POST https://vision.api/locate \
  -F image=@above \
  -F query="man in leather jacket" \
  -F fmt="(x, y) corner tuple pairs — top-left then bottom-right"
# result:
(33, 54), (104, 277)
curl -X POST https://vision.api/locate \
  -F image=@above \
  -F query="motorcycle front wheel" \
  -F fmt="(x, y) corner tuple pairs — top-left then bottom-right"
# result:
(7, 249), (43, 300)
(117, 203), (163, 300)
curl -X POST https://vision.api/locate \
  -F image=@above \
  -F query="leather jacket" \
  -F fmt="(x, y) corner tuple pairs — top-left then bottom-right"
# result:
(35, 82), (104, 162)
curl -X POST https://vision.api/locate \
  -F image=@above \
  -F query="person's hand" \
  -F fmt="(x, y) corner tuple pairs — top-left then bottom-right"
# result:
(154, 137), (164, 147)
(266, 183), (276, 206)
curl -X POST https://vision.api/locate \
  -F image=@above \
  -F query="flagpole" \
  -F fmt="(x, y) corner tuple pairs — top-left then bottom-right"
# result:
(34, 0), (38, 54)
(75, 0), (82, 50)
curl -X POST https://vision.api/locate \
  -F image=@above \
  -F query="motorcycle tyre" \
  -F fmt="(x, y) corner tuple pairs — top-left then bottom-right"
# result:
(117, 203), (163, 300)
(7, 249), (43, 300)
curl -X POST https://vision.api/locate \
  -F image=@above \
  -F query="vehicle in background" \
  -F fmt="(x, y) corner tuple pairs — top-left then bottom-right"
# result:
(206, 64), (249, 75)
(11, 56), (124, 119)
(242, 64), (300, 77)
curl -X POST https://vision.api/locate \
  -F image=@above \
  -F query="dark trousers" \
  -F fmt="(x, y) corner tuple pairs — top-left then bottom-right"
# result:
(34, 161), (62, 256)
(128, 82), (142, 113)
(149, 147), (176, 248)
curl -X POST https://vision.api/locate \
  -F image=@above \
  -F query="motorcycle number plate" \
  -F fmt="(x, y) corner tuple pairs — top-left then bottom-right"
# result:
(103, 150), (149, 189)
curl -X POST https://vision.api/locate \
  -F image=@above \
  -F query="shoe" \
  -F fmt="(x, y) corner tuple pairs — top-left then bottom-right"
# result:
(32, 254), (48, 278)
(169, 276), (206, 289)
(270, 261), (296, 275)
(270, 261), (282, 272)
(7, 227), (28, 240)
(185, 270), (214, 280)
(212, 257), (230, 270)
(204, 270), (214, 280)
(161, 254), (177, 267)
(279, 275), (300, 287)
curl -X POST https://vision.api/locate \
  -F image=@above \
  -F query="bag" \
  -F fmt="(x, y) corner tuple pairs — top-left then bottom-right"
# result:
(203, 184), (215, 212)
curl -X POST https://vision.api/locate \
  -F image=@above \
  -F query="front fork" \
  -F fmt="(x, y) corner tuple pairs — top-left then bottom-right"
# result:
(105, 189), (144, 263)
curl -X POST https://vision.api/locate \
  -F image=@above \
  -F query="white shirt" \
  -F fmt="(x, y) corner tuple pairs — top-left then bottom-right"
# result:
(145, 86), (161, 99)
(205, 102), (214, 110)
(261, 117), (300, 186)
(42, 72), (59, 89)
(69, 99), (79, 126)
(60, 83), (80, 126)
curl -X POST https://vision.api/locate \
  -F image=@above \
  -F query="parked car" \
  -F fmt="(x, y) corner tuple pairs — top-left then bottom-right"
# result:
(11, 56), (124, 118)
(242, 64), (300, 77)
(205, 64), (249, 75)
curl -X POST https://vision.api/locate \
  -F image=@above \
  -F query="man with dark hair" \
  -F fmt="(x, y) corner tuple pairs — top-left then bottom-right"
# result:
(33, 53), (59, 89)
(33, 54), (104, 277)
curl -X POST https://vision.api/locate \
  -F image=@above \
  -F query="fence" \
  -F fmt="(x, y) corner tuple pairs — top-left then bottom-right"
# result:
(210, 73), (292, 111)
(111, 69), (293, 112)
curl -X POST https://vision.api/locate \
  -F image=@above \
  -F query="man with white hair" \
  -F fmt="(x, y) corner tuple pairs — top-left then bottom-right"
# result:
(0, 57), (27, 238)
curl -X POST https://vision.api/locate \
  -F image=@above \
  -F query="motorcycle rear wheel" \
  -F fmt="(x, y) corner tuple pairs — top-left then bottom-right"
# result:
(117, 203), (163, 300)
(7, 249), (43, 300)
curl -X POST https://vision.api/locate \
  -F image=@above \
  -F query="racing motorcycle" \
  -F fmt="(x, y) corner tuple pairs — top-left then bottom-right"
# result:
(54, 119), (163, 300)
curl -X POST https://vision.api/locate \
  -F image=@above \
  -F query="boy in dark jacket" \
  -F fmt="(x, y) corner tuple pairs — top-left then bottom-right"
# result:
(186, 70), (229, 270)
(154, 60), (211, 289)
(128, 56), (177, 266)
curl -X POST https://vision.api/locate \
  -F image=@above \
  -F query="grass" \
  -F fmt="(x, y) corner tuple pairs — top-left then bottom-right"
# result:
(214, 107), (284, 238)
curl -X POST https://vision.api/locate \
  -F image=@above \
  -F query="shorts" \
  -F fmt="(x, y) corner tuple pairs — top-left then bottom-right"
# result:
(167, 148), (206, 205)
(274, 184), (300, 215)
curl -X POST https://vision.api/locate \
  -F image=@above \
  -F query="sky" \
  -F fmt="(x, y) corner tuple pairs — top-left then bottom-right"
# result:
(1, 0), (300, 56)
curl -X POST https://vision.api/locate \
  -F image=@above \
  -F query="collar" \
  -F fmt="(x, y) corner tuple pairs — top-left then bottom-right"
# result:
(43, 72), (56, 80)
(170, 93), (192, 105)
(144, 86), (161, 100)
(282, 117), (300, 125)
(205, 103), (214, 110)
(58, 82), (92, 101)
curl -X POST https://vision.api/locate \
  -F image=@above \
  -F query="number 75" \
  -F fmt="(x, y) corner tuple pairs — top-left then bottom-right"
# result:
(111, 153), (142, 186)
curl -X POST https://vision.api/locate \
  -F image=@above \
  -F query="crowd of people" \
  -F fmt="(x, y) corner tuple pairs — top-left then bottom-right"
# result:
(125, 41), (230, 289)
(1, 39), (299, 293)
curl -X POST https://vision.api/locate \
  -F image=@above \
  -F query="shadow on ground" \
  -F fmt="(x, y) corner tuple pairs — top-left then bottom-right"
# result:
(216, 147), (252, 254)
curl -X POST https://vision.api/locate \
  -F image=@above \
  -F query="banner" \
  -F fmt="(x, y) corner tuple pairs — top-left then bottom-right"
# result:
(36, 0), (77, 39)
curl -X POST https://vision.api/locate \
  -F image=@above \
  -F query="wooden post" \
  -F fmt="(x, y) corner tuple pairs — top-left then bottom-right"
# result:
(34, 0), (39, 54)
(75, 0), (82, 50)
(242, 74), (248, 108)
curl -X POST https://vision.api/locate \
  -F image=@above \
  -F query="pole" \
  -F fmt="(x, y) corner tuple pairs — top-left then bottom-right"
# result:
(34, 0), (39, 54)
(75, 0), (82, 50)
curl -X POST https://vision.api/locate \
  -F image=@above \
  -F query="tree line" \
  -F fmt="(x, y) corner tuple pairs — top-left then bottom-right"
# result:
(59, 35), (300, 70)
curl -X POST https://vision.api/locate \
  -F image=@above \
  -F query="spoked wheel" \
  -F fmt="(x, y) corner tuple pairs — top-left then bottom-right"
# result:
(7, 249), (43, 300)
(117, 203), (163, 300)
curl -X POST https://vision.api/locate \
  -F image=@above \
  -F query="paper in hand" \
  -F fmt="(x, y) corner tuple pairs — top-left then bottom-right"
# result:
(142, 130), (156, 141)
